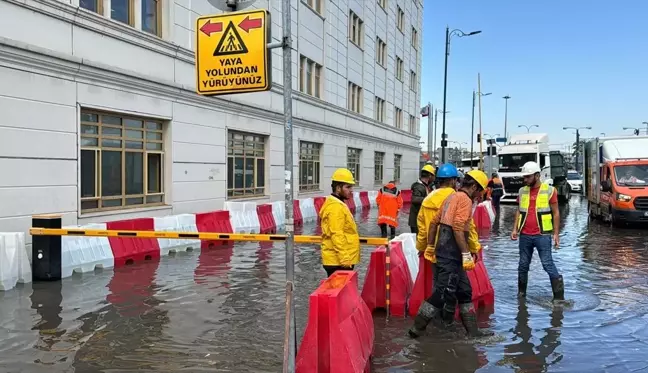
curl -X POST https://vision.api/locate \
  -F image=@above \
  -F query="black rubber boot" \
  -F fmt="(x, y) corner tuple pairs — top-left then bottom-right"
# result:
(459, 303), (494, 337)
(551, 275), (565, 301)
(408, 301), (440, 338)
(518, 272), (528, 297)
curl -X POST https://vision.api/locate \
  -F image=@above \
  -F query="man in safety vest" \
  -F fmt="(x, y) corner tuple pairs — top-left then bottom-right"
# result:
(487, 172), (504, 214)
(511, 161), (564, 301)
(411, 170), (493, 338)
(376, 180), (403, 239)
(320, 168), (360, 278)
(409, 166), (487, 338)
(409, 165), (435, 234)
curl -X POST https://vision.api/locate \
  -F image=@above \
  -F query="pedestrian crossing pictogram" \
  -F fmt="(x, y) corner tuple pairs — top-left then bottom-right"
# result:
(213, 21), (248, 56)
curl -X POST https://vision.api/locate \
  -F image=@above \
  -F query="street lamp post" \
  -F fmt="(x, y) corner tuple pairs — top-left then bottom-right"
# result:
(563, 126), (592, 173)
(518, 124), (539, 133)
(440, 26), (482, 163)
(434, 109), (449, 162)
(503, 95), (511, 138)
(623, 126), (642, 136)
(471, 90), (491, 165)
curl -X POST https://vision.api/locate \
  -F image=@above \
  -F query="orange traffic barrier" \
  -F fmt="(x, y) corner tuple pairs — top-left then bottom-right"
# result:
(400, 189), (412, 203)
(408, 255), (434, 317)
(473, 204), (491, 230)
(296, 271), (373, 373)
(106, 218), (160, 266)
(361, 241), (412, 317)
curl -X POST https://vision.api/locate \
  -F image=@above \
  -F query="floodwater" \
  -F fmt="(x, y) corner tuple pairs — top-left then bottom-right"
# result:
(2, 196), (648, 372)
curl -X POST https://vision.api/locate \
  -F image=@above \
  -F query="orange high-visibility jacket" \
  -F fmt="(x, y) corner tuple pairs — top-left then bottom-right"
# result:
(376, 183), (403, 228)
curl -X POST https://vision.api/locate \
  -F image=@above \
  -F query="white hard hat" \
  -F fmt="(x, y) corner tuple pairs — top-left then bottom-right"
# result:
(521, 161), (541, 176)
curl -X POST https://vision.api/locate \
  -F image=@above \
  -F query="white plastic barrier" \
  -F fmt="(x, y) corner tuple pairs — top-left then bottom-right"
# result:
(481, 200), (496, 224)
(392, 233), (419, 283)
(61, 223), (114, 278)
(353, 192), (363, 211)
(299, 198), (317, 222)
(154, 214), (201, 256)
(0, 233), (32, 291)
(272, 201), (286, 229)
(368, 190), (378, 207)
(224, 202), (253, 234)
(243, 202), (261, 234)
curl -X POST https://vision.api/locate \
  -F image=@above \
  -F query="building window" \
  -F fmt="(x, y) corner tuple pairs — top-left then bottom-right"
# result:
(410, 70), (417, 91)
(374, 96), (386, 122)
(111, 0), (133, 25)
(227, 131), (266, 198)
(376, 37), (387, 67)
(374, 152), (385, 184)
(306, 0), (323, 14)
(412, 27), (418, 48)
(299, 142), (321, 191)
(80, 111), (164, 212)
(396, 57), (404, 81)
(80, 0), (103, 13)
(349, 11), (363, 47)
(347, 148), (362, 183)
(377, 0), (386, 9)
(142, 0), (161, 36)
(395, 107), (403, 129)
(348, 82), (363, 113)
(397, 6), (405, 31)
(409, 115), (417, 135)
(299, 56), (322, 98)
(394, 154), (402, 182)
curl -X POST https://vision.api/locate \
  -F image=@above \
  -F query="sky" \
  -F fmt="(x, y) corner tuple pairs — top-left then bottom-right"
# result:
(419, 0), (648, 154)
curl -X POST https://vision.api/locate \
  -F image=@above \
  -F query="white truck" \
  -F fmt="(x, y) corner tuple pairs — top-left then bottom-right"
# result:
(497, 133), (571, 204)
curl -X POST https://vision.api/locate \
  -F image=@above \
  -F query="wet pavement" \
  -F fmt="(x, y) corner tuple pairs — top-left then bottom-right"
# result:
(2, 196), (648, 372)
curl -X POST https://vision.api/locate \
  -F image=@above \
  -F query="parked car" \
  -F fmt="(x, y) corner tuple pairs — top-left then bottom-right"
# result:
(567, 170), (582, 193)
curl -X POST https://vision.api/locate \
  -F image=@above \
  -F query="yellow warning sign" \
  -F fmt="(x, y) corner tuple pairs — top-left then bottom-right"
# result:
(195, 9), (271, 96)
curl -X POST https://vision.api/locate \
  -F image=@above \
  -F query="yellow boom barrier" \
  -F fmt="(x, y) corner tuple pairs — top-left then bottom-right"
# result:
(28, 228), (389, 246)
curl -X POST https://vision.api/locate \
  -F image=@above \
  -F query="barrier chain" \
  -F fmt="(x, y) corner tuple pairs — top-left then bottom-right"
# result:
(385, 242), (391, 319)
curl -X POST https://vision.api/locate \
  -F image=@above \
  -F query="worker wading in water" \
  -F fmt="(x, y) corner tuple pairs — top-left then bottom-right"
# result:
(319, 168), (360, 278)
(409, 165), (436, 234)
(376, 181), (403, 239)
(409, 170), (493, 338)
(511, 161), (564, 301)
(487, 172), (504, 214)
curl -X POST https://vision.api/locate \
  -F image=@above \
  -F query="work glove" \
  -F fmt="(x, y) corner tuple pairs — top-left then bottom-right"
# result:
(424, 245), (437, 263)
(462, 252), (475, 271)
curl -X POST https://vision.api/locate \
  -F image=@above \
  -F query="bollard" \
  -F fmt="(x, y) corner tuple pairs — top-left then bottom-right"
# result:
(31, 214), (63, 281)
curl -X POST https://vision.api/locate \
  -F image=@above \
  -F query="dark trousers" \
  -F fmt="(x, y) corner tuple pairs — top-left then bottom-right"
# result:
(427, 257), (472, 314)
(379, 224), (396, 239)
(492, 195), (501, 213)
(410, 226), (418, 234)
(519, 234), (560, 279)
(323, 265), (355, 277)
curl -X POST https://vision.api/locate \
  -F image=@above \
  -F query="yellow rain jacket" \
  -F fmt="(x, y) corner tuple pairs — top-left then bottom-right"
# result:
(320, 195), (361, 266)
(416, 187), (482, 262)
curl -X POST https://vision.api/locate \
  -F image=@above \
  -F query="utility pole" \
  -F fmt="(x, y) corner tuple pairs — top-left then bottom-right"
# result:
(470, 90), (475, 163)
(563, 126), (591, 173)
(503, 95), (511, 139)
(478, 73), (484, 169)
(433, 109), (438, 162)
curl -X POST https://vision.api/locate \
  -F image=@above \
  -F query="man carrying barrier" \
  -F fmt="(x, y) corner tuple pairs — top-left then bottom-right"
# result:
(320, 168), (361, 277)
(510, 161), (564, 301)
(409, 169), (494, 338)
(376, 180), (404, 239)
(408, 165), (436, 234)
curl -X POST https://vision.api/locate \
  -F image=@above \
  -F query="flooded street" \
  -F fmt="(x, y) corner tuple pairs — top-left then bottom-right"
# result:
(3, 196), (648, 372)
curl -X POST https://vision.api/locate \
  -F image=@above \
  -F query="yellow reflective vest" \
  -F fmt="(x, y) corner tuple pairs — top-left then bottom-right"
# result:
(320, 195), (360, 266)
(416, 187), (481, 262)
(517, 183), (554, 234)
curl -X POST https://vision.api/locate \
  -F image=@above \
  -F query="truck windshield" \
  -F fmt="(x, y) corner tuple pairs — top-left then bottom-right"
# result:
(614, 165), (648, 186)
(499, 153), (537, 172)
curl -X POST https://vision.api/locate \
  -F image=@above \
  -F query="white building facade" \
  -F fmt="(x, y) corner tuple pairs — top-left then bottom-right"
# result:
(0, 0), (423, 237)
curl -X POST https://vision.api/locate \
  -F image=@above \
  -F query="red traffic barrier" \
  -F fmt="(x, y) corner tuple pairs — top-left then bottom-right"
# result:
(408, 255), (434, 317)
(400, 189), (412, 203)
(195, 210), (233, 249)
(344, 197), (356, 214)
(473, 204), (491, 230)
(294, 200), (303, 227)
(361, 242), (412, 317)
(106, 218), (160, 266)
(359, 191), (370, 209)
(256, 204), (276, 234)
(314, 196), (326, 214)
(296, 271), (374, 373)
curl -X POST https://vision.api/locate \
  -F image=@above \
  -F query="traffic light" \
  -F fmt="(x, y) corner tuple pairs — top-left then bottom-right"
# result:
(476, 134), (481, 142)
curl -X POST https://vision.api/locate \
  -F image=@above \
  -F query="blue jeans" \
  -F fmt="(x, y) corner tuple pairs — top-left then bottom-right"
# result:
(518, 234), (560, 279)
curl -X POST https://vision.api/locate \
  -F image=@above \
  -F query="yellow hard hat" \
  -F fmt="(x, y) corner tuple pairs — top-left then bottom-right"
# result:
(331, 168), (355, 185)
(466, 169), (488, 190)
(422, 164), (436, 175)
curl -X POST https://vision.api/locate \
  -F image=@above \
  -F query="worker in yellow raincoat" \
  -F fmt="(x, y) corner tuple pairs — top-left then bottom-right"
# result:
(408, 164), (485, 338)
(319, 168), (360, 278)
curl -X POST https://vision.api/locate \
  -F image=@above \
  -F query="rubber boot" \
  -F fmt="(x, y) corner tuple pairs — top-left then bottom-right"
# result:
(459, 303), (494, 337)
(518, 272), (528, 297)
(551, 275), (565, 301)
(408, 301), (440, 338)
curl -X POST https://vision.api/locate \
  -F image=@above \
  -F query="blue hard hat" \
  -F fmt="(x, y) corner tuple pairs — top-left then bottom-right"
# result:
(436, 163), (459, 178)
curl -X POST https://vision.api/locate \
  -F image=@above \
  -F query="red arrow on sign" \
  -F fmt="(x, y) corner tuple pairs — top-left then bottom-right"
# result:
(238, 16), (262, 33)
(200, 20), (223, 36)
